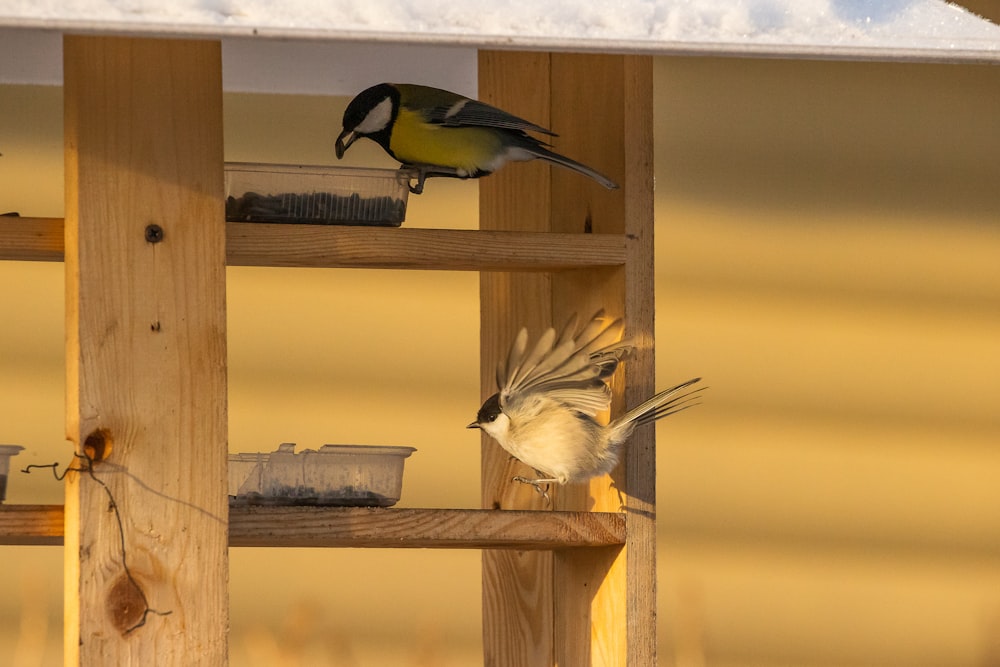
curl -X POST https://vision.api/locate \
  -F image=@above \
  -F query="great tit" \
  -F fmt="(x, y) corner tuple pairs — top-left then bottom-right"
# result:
(335, 83), (619, 194)
(467, 310), (703, 493)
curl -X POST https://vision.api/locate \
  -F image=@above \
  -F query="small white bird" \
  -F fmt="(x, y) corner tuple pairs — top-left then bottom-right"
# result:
(468, 311), (702, 491)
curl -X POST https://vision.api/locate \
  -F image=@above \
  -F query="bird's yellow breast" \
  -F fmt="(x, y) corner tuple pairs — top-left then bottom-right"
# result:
(389, 108), (505, 174)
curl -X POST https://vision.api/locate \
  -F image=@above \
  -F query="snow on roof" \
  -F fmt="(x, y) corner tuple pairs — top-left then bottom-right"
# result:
(1, 0), (998, 62)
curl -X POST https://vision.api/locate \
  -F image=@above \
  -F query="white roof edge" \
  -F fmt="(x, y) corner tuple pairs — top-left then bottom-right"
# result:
(3, 19), (999, 65)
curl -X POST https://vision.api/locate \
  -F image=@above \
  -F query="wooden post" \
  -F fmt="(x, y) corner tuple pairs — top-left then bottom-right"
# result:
(479, 52), (655, 665)
(63, 36), (228, 664)
(479, 51), (555, 667)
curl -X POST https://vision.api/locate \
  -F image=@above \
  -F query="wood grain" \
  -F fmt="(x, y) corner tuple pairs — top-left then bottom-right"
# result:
(549, 53), (658, 667)
(230, 507), (625, 549)
(0, 216), (63, 261)
(549, 53), (631, 667)
(479, 51), (657, 666)
(0, 505), (625, 550)
(0, 218), (625, 271)
(479, 49), (557, 667)
(63, 36), (228, 665)
(0, 504), (63, 545)
(228, 224), (623, 270)
(620, 54), (660, 667)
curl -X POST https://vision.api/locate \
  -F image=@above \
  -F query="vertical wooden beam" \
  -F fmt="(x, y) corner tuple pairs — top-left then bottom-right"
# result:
(619, 55), (659, 667)
(549, 54), (627, 667)
(479, 51), (555, 514)
(479, 51), (555, 667)
(63, 36), (228, 665)
(479, 51), (655, 665)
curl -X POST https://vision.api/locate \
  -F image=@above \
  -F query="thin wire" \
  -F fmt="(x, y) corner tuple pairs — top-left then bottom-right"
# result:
(23, 454), (172, 634)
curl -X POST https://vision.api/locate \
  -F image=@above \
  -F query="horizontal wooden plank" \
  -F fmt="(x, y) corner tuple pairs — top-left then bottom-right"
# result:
(0, 216), (64, 262)
(0, 504), (63, 545)
(228, 506), (627, 549)
(227, 223), (625, 271)
(0, 217), (625, 271)
(0, 505), (626, 549)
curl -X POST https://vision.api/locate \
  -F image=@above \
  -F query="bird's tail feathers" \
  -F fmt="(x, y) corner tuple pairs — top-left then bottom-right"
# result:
(615, 378), (704, 429)
(525, 145), (619, 190)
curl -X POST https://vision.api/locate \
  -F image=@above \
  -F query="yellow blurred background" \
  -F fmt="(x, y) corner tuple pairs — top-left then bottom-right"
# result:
(1, 54), (999, 665)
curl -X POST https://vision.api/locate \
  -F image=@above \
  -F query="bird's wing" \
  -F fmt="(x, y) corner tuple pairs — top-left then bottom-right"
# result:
(425, 99), (556, 136)
(501, 382), (612, 419)
(391, 83), (555, 135)
(496, 311), (633, 416)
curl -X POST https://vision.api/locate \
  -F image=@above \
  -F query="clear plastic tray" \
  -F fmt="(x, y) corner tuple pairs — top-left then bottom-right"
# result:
(229, 443), (416, 507)
(0, 445), (24, 504)
(224, 163), (412, 226)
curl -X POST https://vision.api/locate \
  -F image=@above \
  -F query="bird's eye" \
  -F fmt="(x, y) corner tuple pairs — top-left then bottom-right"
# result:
(487, 413), (498, 422)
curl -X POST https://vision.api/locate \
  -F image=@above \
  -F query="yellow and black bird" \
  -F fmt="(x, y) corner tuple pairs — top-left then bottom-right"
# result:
(335, 83), (619, 194)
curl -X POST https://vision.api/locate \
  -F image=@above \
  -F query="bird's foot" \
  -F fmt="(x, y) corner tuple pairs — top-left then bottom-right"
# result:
(610, 481), (626, 512)
(512, 475), (553, 500)
(402, 164), (465, 194)
(407, 169), (426, 195)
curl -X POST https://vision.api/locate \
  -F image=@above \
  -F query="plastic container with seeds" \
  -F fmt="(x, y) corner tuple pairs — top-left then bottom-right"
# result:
(229, 443), (416, 507)
(0, 445), (24, 504)
(224, 163), (414, 226)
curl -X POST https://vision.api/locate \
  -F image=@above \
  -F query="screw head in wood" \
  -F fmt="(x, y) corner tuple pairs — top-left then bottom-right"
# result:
(144, 224), (164, 244)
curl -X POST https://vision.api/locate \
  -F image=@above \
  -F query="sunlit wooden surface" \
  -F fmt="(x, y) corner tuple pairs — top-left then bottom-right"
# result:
(0, 217), (625, 271)
(1, 56), (998, 666)
(0, 505), (626, 549)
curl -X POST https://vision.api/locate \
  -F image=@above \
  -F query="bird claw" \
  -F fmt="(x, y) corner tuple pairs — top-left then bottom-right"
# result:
(407, 169), (426, 195)
(403, 163), (465, 195)
(512, 475), (551, 500)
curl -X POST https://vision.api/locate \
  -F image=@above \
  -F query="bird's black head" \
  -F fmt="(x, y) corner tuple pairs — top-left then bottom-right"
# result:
(336, 83), (400, 158)
(467, 392), (503, 429)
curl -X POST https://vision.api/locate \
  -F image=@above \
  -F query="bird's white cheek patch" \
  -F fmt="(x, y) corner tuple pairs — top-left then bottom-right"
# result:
(356, 97), (393, 134)
(481, 413), (511, 442)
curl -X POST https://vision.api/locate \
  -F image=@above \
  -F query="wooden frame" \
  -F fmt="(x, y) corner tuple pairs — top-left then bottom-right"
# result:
(478, 51), (655, 666)
(0, 36), (655, 666)
(62, 36), (229, 664)
(0, 218), (625, 270)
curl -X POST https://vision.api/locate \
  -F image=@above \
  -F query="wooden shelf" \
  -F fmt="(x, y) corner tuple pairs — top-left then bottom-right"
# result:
(230, 506), (626, 549)
(0, 504), (63, 546)
(0, 217), (625, 271)
(1, 504), (626, 550)
(0, 216), (62, 262)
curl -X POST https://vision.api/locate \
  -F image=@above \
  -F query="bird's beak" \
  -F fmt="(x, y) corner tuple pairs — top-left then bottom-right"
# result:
(335, 129), (356, 159)
(466, 422), (480, 429)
